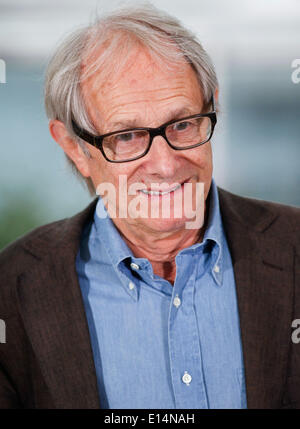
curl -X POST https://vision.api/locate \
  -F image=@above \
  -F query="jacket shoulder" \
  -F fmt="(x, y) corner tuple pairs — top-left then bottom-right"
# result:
(0, 218), (68, 269)
(0, 219), (70, 313)
(218, 187), (300, 246)
(0, 199), (98, 313)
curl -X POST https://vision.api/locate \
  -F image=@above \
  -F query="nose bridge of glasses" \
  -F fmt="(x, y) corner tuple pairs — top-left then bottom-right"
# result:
(146, 128), (179, 171)
(149, 125), (172, 148)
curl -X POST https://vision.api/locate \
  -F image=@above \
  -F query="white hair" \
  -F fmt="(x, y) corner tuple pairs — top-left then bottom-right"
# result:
(44, 3), (219, 195)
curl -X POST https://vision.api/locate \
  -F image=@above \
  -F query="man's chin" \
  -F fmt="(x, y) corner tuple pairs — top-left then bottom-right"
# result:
(134, 216), (195, 234)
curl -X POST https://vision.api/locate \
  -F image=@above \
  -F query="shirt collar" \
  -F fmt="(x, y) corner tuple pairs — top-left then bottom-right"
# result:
(202, 178), (224, 286)
(93, 198), (132, 267)
(92, 198), (139, 300)
(176, 178), (224, 286)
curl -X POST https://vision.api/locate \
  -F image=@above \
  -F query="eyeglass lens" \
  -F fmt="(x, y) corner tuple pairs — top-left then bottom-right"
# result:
(102, 116), (212, 161)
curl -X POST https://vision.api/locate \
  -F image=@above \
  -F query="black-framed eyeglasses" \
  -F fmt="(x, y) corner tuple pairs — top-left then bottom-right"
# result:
(72, 96), (217, 163)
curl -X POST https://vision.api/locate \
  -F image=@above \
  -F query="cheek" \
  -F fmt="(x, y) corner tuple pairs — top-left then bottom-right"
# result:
(185, 143), (212, 170)
(88, 150), (137, 189)
(85, 147), (111, 186)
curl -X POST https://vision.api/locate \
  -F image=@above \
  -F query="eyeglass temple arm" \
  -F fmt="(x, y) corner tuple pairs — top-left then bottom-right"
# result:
(211, 94), (216, 112)
(72, 119), (96, 145)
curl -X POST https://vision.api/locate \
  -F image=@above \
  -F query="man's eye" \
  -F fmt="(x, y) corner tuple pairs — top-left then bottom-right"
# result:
(115, 132), (134, 142)
(173, 121), (191, 131)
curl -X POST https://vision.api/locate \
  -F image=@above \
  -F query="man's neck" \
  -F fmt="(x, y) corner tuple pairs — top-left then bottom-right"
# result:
(111, 202), (209, 284)
(121, 226), (204, 285)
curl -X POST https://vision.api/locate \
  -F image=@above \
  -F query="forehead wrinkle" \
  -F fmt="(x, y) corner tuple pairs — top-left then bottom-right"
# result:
(87, 85), (199, 130)
(98, 82), (202, 116)
(104, 102), (202, 131)
(106, 93), (185, 115)
(108, 107), (196, 129)
(90, 84), (204, 133)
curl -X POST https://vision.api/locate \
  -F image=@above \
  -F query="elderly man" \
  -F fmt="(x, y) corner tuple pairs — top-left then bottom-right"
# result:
(0, 5), (299, 409)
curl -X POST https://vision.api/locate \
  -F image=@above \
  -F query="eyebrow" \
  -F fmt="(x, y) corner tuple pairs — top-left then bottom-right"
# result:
(108, 106), (198, 131)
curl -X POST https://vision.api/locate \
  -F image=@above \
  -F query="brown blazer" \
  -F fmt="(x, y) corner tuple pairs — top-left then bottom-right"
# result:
(0, 187), (299, 409)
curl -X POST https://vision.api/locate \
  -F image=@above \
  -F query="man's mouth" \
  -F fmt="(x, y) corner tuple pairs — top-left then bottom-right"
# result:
(140, 183), (182, 196)
(138, 179), (191, 197)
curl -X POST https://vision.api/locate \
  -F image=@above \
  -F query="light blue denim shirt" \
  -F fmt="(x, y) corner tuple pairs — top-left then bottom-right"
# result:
(76, 179), (247, 409)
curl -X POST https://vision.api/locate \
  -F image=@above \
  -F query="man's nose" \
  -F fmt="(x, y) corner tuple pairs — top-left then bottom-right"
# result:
(144, 135), (180, 178)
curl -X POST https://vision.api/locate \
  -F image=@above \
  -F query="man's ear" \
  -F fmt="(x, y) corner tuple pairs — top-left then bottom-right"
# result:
(49, 119), (90, 178)
(214, 88), (219, 105)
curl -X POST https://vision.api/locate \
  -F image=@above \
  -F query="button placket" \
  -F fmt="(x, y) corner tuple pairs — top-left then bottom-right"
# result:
(168, 254), (209, 408)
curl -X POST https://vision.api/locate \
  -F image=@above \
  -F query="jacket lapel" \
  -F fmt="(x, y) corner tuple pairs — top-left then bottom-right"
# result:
(218, 188), (294, 408)
(17, 199), (101, 408)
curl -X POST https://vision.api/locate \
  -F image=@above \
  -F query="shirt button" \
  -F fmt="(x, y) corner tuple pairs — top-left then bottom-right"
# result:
(182, 371), (192, 385)
(130, 262), (139, 270)
(214, 264), (220, 273)
(129, 281), (135, 290)
(173, 296), (181, 308)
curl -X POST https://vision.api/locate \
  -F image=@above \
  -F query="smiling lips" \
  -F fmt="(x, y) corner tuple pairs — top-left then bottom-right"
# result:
(139, 179), (190, 196)
(140, 184), (181, 196)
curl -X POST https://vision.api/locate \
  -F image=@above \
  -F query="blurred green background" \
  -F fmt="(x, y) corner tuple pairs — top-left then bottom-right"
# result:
(0, 0), (299, 250)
